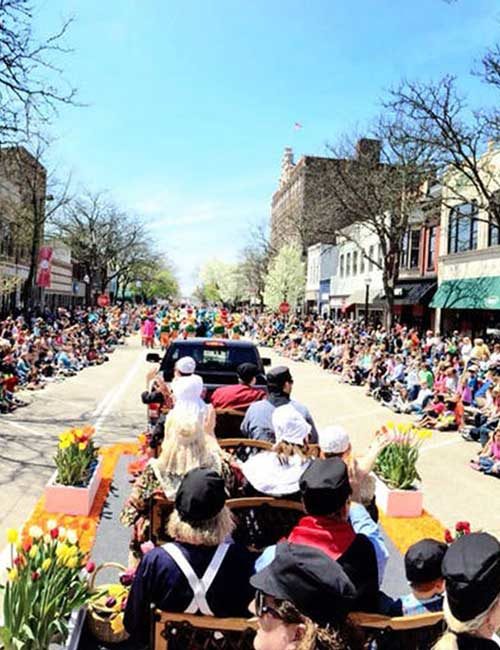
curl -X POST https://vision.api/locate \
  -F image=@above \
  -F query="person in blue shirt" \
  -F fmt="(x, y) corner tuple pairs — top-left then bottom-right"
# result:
(387, 538), (447, 617)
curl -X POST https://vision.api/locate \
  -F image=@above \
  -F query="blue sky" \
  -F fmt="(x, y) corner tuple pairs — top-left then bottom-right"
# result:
(36, 0), (500, 293)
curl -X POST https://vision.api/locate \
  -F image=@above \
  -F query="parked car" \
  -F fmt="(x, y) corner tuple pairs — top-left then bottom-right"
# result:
(146, 338), (270, 400)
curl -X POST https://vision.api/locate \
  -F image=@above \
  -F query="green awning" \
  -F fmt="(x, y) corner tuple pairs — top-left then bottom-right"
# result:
(430, 277), (500, 310)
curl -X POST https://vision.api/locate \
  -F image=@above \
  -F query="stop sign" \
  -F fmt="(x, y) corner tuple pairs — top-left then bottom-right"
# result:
(97, 294), (110, 307)
(279, 301), (290, 315)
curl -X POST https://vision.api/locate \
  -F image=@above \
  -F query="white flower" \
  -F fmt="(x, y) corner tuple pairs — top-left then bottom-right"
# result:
(28, 525), (43, 540)
(47, 519), (58, 531)
(66, 529), (78, 545)
(58, 526), (67, 541)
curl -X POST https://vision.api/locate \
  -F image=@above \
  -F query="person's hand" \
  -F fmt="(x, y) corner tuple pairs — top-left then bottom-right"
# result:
(371, 430), (391, 453)
(146, 364), (160, 382)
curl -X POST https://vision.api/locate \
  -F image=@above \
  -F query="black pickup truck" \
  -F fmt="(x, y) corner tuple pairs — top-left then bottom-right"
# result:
(146, 338), (270, 398)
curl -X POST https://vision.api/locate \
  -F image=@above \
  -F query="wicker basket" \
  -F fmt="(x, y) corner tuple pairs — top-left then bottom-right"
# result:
(87, 562), (130, 644)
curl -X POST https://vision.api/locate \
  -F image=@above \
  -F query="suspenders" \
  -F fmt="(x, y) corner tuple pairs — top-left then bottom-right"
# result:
(162, 542), (231, 615)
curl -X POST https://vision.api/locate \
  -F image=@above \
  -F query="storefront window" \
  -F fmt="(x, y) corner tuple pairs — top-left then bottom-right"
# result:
(448, 203), (478, 253)
(488, 217), (500, 247)
(409, 229), (420, 268)
(400, 231), (409, 268)
(427, 226), (436, 270)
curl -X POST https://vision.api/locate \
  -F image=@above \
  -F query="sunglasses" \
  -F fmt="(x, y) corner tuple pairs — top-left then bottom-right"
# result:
(255, 590), (284, 620)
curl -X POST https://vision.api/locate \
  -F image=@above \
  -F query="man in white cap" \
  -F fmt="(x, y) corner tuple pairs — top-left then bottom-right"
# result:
(318, 425), (390, 522)
(175, 356), (196, 377)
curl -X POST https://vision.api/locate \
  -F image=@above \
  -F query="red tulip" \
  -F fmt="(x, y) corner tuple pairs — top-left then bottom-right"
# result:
(85, 561), (96, 573)
(105, 597), (116, 608)
(50, 527), (59, 539)
(444, 529), (453, 544)
(31, 570), (40, 581)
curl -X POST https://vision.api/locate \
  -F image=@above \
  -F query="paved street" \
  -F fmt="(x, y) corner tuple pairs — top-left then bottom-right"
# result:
(1, 337), (498, 550)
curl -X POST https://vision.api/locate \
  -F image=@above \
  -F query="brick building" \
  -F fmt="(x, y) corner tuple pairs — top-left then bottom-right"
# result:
(270, 139), (381, 253)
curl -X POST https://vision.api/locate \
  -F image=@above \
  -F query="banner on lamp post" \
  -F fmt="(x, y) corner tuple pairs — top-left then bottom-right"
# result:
(36, 246), (53, 288)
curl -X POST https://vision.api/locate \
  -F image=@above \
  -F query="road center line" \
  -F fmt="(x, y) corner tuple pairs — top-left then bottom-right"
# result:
(93, 351), (145, 434)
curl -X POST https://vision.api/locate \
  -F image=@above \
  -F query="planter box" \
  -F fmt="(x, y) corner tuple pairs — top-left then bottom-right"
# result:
(374, 474), (423, 518)
(49, 607), (86, 650)
(45, 458), (102, 516)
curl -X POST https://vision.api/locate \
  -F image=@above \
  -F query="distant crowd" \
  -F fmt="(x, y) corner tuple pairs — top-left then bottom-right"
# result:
(0, 305), (135, 413)
(257, 315), (500, 478)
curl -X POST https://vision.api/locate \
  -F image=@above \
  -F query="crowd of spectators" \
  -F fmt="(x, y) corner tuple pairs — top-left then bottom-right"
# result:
(0, 304), (134, 413)
(256, 315), (500, 478)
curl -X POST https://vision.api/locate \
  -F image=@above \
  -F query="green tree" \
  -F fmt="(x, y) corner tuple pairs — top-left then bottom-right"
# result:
(141, 267), (179, 302)
(263, 244), (305, 310)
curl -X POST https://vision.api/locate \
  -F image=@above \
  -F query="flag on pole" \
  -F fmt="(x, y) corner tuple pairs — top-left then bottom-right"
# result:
(294, 122), (303, 130)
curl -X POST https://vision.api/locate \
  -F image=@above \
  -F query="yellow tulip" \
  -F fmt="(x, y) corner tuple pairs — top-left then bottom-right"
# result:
(7, 568), (18, 581)
(66, 556), (78, 569)
(78, 442), (87, 451)
(41, 558), (52, 571)
(6, 528), (18, 545)
(29, 544), (39, 559)
(386, 421), (395, 430)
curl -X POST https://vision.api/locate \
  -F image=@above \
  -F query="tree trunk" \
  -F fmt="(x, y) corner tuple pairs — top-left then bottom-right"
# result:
(22, 219), (42, 309)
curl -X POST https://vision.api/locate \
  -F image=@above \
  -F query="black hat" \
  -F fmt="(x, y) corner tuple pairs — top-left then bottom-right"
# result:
(237, 362), (259, 384)
(175, 468), (226, 525)
(299, 458), (351, 515)
(442, 532), (500, 622)
(250, 542), (356, 626)
(267, 366), (293, 389)
(405, 539), (447, 584)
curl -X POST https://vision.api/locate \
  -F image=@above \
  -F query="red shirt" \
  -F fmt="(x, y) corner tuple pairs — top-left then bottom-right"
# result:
(210, 383), (266, 411)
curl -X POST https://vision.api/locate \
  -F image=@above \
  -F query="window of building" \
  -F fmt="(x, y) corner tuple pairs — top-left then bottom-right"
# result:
(448, 203), (478, 254)
(346, 252), (351, 276)
(339, 254), (344, 278)
(409, 229), (420, 268)
(360, 252), (365, 274)
(488, 217), (500, 247)
(400, 231), (409, 268)
(378, 244), (383, 268)
(368, 245), (374, 271)
(427, 226), (436, 271)
(353, 250), (358, 275)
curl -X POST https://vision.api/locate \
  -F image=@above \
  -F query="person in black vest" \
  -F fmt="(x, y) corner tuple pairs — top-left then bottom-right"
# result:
(124, 468), (255, 644)
(434, 532), (500, 650)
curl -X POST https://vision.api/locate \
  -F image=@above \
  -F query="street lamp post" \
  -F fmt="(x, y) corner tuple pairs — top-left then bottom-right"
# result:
(364, 276), (372, 325)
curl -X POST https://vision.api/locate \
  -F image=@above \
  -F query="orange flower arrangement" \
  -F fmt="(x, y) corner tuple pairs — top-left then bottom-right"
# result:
(21, 442), (139, 555)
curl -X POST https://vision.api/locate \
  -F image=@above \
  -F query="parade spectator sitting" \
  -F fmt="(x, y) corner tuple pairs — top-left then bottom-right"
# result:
(237, 404), (314, 498)
(210, 362), (266, 411)
(387, 538), (447, 616)
(256, 458), (387, 611)
(120, 398), (233, 559)
(400, 379), (433, 415)
(250, 543), (359, 650)
(240, 366), (318, 443)
(434, 532), (500, 650)
(124, 468), (256, 644)
(318, 425), (390, 521)
(470, 428), (500, 476)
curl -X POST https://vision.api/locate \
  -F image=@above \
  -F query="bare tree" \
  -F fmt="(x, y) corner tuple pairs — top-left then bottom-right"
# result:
(238, 221), (273, 307)
(0, 0), (78, 142)
(310, 115), (435, 326)
(385, 76), (500, 228)
(55, 192), (150, 304)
